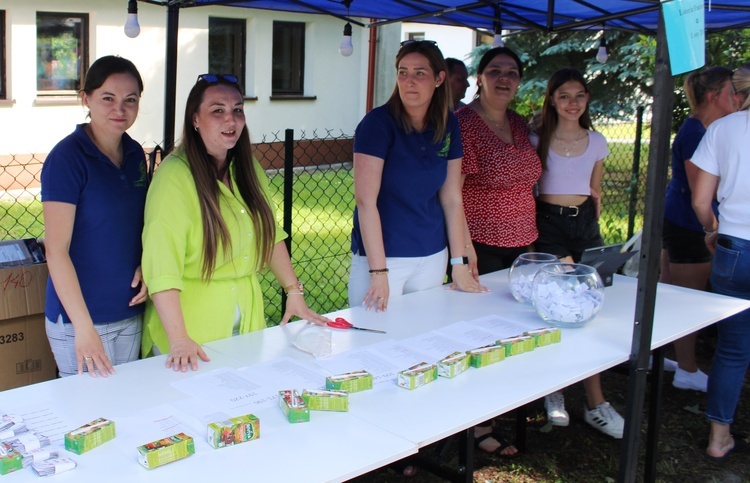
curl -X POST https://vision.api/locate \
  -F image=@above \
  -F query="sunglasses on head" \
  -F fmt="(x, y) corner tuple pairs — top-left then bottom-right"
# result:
(400, 39), (438, 48)
(197, 74), (239, 84)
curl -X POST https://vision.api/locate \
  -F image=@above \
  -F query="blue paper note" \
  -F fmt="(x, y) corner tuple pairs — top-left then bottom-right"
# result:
(661, 0), (705, 75)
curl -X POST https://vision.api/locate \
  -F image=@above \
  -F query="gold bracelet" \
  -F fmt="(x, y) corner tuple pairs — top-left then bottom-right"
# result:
(283, 280), (304, 294)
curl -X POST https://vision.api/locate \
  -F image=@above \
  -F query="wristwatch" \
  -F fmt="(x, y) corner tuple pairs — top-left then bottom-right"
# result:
(450, 256), (469, 266)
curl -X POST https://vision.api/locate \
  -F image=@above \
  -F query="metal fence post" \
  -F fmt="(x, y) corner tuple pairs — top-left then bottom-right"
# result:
(627, 106), (645, 240)
(281, 128), (294, 314)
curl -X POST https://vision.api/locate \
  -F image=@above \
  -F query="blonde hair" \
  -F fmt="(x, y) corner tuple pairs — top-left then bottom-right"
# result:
(733, 64), (750, 111)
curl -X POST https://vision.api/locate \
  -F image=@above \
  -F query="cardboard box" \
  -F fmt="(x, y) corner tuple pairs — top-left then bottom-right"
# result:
(0, 262), (57, 391)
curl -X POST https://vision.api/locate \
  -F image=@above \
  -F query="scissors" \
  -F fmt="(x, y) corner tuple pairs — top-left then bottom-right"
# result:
(327, 317), (386, 334)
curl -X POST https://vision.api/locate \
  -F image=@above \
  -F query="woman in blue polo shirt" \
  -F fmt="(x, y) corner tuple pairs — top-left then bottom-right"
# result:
(348, 40), (487, 312)
(41, 56), (148, 378)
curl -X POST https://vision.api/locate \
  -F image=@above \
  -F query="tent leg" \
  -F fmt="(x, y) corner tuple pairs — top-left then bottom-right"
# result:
(617, 9), (674, 483)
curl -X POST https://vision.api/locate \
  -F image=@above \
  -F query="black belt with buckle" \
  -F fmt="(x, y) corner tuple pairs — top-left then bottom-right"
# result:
(537, 200), (583, 217)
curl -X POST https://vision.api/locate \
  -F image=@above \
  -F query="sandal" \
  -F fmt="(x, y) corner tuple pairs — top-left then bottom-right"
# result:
(474, 432), (519, 459)
(388, 457), (418, 477)
(704, 435), (749, 464)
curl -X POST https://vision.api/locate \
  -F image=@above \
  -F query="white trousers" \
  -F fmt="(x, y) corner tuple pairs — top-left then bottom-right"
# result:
(348, 248), (448, 307)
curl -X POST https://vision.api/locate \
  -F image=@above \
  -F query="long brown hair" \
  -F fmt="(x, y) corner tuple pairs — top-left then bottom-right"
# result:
(536, 68), (594, 170)
(386, 41), (450, 143)
(180, 77), (276, 280)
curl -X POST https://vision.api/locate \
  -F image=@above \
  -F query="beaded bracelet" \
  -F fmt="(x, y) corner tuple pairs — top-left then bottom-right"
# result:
(368, 268), (389, 275)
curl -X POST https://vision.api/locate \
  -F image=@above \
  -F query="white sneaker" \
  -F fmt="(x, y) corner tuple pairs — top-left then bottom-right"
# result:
(672, 367), (708, 392)
(544, 391), (569, 427)
(648, 356), (678, 372)
(584, 402), (625, 439)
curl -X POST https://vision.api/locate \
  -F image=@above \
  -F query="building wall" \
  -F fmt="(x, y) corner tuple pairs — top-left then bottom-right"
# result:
(1, 0), (370, 154)
(1, 2), (478, 156)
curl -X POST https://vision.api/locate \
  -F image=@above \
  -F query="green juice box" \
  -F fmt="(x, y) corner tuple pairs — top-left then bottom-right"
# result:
(325, 370), (373, 393)
(437, 351), (470, 378)
(64, 418), (116, 455)
(524, 327), (562, 347)
(497, 335), (536, 357)
(207, 414), (260, 449)
(278, 390), (310, 423)
(137, 433), (194, 469)
(397, 362), (438, 390)
(301, 389), (349, 412)
(0, 443), (22, 475)
(469, 343), (506, 368)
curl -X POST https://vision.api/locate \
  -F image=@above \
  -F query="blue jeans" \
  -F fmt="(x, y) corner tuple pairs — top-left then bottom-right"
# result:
(705, 234), (750, 425)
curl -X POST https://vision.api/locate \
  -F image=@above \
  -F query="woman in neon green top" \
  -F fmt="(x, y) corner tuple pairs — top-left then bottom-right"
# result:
(142, 74), (330, 371)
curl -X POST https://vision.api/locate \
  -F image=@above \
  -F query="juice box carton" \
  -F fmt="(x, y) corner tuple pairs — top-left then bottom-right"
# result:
(137, 433), (194, 469)
(207, 414), (260, 449)
(325, 370), (373, 393)
(469, 343), (506, 368)
(497, 335), (536, 357)
(64, 418), (115, 455)
(397, 362), (438, 390)
(524, 327), (562, 347)
(278, 390), (310, 423)
(301, 389), (349, 412)
(437, 351), (470, 378)
(0, 443), (22, 475)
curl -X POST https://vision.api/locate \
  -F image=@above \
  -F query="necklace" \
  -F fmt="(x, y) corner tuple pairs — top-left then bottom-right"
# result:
(553, 131), (587, 157)
(479, 105), (508, 131)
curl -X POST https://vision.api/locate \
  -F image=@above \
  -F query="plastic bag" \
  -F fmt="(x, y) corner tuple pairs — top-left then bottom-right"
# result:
(290, 323), (332, 359)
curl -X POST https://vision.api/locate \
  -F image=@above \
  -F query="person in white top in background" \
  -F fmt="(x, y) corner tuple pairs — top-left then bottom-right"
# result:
(690, 64), (750, 463)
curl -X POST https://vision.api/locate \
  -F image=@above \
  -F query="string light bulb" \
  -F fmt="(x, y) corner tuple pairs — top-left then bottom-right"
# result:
(596, 32), (608, 63)
(339, 22), (354, 57)
(124, 0), (140, 38)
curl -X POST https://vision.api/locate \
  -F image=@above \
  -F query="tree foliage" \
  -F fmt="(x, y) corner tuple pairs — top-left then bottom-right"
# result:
(464, 28), (750, 131)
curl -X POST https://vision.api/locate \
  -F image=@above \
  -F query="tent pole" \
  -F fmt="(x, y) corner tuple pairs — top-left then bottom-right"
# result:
(163, 3), (180, 154)
(618, 9), (674, 482)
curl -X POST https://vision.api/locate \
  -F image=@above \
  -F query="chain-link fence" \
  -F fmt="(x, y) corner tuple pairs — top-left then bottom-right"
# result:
(1, 109), (650, 326)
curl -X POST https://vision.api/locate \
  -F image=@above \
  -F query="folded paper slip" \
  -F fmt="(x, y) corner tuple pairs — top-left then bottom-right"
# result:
(278, 390), (310, 423)
(137, 433), (194, 469)
(469, 344), (506, 368)
(0, 443), (23, 475)
(437, 351), (470, 378)
(31, 457), (76, 477)
(397, 362), (438, 390)
(208, 414), (260, 449)
(497, 335), (535, 357)
(325, 370), (373, 393)
(64, 418), (115, 455)
(302, 389), (349, 411)
(524, 327), (562, 347)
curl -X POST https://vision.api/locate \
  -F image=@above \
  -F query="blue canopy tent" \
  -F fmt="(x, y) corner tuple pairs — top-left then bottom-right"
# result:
(137, 1), (750, 481)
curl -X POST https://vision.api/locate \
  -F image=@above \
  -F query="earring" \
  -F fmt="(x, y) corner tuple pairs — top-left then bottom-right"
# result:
(194, 126), (198, 132)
